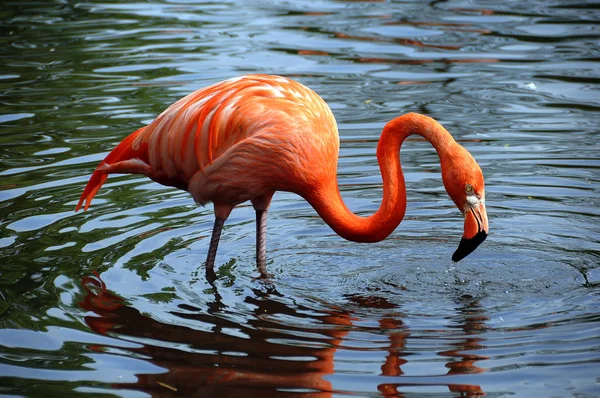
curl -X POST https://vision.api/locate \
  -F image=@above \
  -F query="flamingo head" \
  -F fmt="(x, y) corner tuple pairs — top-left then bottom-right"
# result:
(441, 145), (489, 262)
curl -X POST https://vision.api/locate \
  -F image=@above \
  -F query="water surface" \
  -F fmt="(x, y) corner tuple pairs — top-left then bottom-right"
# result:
(1, 1), (599, 397)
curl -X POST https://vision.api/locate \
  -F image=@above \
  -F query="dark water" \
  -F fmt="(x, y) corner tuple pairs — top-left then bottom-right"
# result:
(1, 1), (599, 397)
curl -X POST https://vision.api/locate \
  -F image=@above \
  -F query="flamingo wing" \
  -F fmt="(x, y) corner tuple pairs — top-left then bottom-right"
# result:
(76, 74), (338, 212)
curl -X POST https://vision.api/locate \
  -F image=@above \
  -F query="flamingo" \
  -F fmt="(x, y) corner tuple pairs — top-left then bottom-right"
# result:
(76, 74), (488, 278)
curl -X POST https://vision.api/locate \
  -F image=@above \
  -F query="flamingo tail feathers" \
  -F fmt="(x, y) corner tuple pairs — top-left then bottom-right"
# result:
(76, 128), (149, 212)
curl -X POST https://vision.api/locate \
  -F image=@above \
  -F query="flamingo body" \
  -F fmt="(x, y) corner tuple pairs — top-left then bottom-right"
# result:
(77, 74), (488, 278)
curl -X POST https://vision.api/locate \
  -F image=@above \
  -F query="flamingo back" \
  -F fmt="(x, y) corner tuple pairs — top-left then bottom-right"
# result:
(77, 74), (339, 211)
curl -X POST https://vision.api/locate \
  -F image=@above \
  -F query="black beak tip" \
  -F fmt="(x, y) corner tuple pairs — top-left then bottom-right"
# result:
(452, 231), (488, 262)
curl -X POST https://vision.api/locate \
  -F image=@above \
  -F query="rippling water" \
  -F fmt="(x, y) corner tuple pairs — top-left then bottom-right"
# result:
(1, 1), (599, 397)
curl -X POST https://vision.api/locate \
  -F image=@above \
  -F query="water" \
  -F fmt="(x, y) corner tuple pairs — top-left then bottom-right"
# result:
(1, 0), (599, 396)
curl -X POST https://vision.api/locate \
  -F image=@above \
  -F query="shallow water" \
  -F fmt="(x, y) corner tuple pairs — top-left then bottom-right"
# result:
(1, 0), (599, 397)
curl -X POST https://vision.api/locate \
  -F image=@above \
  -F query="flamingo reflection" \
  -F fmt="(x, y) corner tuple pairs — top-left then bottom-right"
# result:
(80, 273), (487, 397)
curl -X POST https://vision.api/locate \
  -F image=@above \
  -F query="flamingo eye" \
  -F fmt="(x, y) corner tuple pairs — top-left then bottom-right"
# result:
(465, 184), (474, 194)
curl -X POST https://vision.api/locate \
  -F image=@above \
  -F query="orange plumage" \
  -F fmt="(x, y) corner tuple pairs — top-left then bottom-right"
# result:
(77, 74), (488, 279)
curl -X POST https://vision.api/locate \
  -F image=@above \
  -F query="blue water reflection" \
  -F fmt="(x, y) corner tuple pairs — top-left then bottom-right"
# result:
(0, 0), (599, 397)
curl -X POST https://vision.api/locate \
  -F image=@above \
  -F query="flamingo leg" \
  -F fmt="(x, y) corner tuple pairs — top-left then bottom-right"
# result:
(252, 193), (274, 278)
(205, 217), (225, 282)
(256, 209), (270, 277)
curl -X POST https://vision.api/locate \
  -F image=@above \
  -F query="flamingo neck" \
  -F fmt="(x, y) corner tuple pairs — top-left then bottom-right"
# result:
(305, 113), (457, 243)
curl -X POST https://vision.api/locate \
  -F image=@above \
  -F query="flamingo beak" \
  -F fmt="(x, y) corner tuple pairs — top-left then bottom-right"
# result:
(452, 203), (488, 262)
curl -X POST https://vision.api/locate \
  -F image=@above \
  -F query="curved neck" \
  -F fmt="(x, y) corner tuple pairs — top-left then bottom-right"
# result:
(305, 113), (457, 243)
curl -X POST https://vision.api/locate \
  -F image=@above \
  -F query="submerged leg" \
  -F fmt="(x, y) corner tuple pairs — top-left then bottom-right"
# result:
(255, 209), (269, 276)
(252, 194), (274, 278)
(205, 217), (225, 283)
(204, 203), (233, 283)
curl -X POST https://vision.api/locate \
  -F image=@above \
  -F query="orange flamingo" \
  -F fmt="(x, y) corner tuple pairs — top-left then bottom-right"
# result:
(76, 74), (488, 278)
